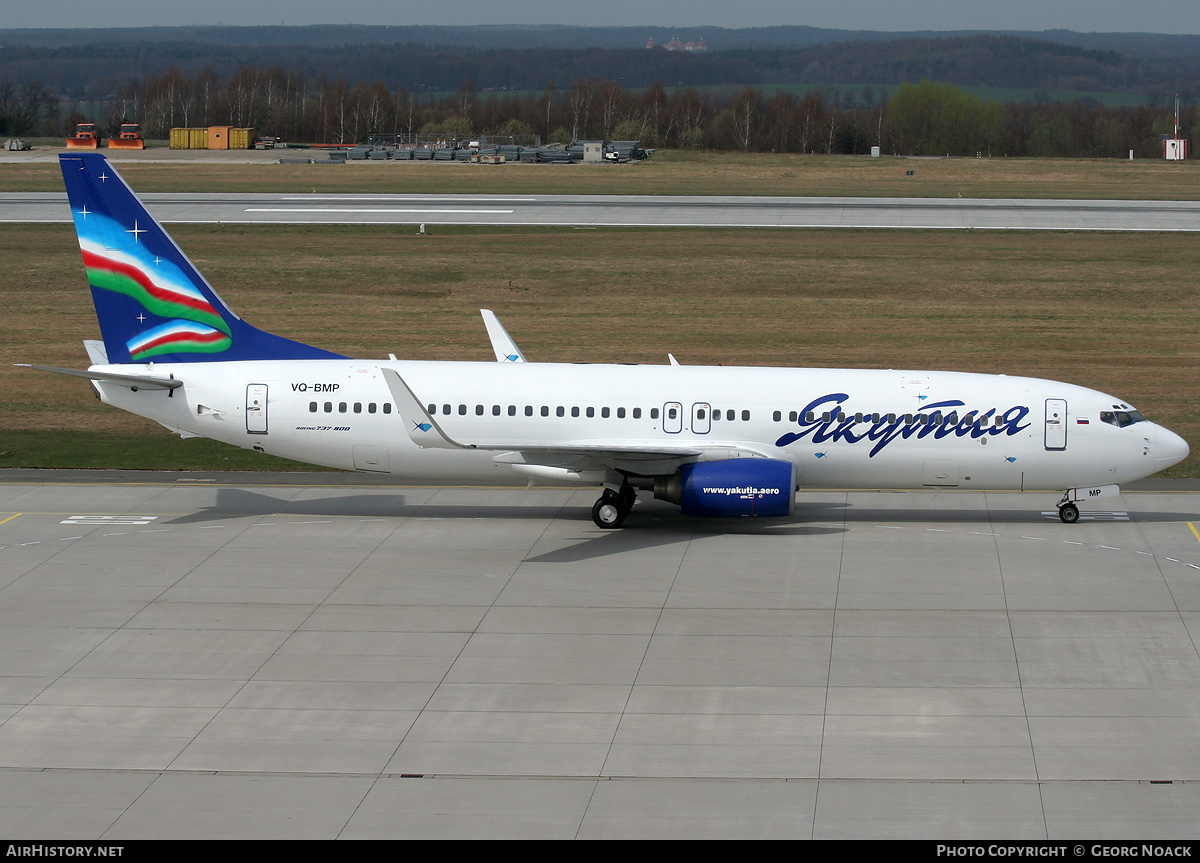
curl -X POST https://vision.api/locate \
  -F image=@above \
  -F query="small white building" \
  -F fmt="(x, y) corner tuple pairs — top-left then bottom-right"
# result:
(1164, 138), (1188, 160)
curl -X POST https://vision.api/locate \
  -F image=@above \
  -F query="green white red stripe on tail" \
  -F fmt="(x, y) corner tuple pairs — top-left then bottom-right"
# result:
(78, 232), (231, 337)
(126, 321), (232, 360)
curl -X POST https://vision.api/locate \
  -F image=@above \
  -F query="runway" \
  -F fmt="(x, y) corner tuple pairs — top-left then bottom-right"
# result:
(6, 190), (1200, 231)
(2, 474), (1200, 838)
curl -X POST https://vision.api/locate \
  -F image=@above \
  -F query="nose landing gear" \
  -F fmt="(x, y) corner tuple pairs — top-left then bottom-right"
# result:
(1057, 501), (1080, 524)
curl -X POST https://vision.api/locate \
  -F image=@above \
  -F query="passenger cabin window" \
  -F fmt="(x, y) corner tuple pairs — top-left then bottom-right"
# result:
(383, 404), (392, 414)
(309, 402), (318, 413)
(633, 408), (642, 419)
(651, 408), (660, 420)
(742, 410), (750, 421)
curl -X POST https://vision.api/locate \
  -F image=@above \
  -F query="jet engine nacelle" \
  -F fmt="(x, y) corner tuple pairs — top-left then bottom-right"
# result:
(655, 458), (798, 518)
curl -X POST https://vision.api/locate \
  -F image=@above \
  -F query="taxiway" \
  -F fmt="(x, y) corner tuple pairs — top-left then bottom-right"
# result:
(1, 475), (1199, 838)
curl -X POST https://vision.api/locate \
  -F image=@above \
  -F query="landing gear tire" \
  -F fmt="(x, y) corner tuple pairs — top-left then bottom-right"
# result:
(592, 494), (627, 529)
(619, 486), (637, 511)
(1058, 503), (1080, 524)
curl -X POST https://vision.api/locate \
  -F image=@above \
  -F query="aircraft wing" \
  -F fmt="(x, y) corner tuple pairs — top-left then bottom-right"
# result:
(15, 364), (182, 390)
(382, 368), (768, 471)
(481, 309), (526, 363)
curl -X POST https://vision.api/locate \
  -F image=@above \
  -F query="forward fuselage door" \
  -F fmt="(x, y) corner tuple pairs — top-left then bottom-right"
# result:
(663, 402), (683, 434)
(246, 384), (268, 434)
(1045, 398), (1067, 450)
(691, 402), (711, 434)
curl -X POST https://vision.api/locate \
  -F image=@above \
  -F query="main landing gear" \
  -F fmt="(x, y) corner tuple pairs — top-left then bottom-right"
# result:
(592, 486), (637, 529)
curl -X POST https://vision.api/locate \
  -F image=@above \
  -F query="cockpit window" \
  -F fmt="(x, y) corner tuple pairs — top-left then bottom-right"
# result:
(1100, 410), (1145, 428)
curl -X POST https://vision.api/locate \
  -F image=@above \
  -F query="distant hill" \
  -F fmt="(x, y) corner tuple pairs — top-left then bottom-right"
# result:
(3, 24), (1199, 54)
(2, 25), (1198, 100)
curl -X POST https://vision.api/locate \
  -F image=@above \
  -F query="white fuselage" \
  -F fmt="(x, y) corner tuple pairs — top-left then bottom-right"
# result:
(90, 359), (1188, 492)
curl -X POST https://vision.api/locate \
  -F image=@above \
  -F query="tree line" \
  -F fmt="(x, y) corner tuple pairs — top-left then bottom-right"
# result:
(3, 69), (1196, 159)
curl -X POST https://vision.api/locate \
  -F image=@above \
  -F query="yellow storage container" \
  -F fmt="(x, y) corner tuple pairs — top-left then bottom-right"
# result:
(228, 128), (255, 150)
(170, 128), (209, 149)
(207, 126), (231, 150)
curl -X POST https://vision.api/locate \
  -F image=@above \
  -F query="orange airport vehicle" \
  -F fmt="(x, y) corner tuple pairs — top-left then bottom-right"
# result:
(108, 123), (145, 150)
(65, 123), (101, 149)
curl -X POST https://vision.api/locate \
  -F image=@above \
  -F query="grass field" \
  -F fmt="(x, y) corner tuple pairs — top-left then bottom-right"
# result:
(4, 149), (1200, 199)
(3, 222), (1197, 476)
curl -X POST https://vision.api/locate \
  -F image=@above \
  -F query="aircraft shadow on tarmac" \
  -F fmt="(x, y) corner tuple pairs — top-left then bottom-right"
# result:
(162, 488), (1193, 540)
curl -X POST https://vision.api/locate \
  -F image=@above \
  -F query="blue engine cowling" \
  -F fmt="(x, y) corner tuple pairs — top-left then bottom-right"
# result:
(655, 458), (797, 518)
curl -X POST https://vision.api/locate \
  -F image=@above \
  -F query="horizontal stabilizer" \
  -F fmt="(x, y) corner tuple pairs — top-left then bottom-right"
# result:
(15, 363), (182, 390)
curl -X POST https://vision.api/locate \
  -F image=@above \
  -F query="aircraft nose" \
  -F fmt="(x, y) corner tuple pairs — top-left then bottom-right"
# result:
(1155, 426), (1190, 469)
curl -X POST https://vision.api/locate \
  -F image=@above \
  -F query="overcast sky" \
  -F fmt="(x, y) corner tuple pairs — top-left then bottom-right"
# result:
(4, 1), (1199, 35)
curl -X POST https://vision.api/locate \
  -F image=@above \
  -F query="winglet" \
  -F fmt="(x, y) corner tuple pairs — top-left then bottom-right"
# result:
(481, 309), (527, 363)
(381, 368), (472, 450)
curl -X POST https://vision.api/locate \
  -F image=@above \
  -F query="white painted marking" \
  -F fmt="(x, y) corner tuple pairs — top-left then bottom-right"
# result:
(245, 207), (515, 215)
(62, 515), (158, 526)
(1040, 511), (1130, 522)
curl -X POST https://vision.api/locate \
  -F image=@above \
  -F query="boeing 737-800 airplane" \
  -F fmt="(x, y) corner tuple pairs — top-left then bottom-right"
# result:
(21, 154), (1189, 528)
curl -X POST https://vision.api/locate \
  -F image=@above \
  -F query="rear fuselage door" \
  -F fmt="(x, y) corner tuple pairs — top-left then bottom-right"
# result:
(1045, 398), (1067, 450)
(246, 384), (268, 434)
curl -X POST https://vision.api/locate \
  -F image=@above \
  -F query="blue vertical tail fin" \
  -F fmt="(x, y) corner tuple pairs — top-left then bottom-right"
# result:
(61, 153), (344, 364)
